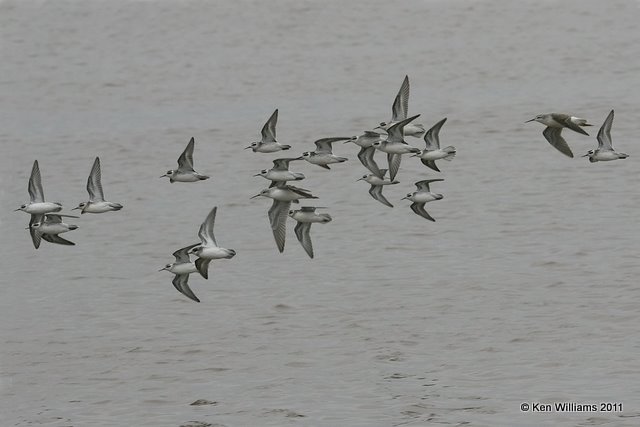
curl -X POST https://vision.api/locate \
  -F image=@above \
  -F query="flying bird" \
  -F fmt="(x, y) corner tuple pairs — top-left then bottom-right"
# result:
(402, 179), (444, 222)
(582, 110), (628, 162)
(160, 243), (202, 302)
(161, 137), (210, 183)
(246, 109), (291, 153)
(73, 157), (123, 213)
(188, 207), (236, 280)
(288, 206), (332, 259)
(414, 118), (456, 172)
(525, 113), (592, 158)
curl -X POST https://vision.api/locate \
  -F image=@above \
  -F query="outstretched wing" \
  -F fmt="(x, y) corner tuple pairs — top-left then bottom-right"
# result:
(272, 157), (300, 171)
(386, 114), (420, 143)
(357, 146), (384, 179)
(387, 153), (402, 181)
(197, 206), (218, 246)
(172, 274), (200, 303)
(391, 75), (410, 122)
(177, 137), (196, 172)
(424, 118), (447, 150)
(268, 199), (291, 253)
(87, 157), (105, 201)
(421, 159), (441, 172)
(29, 214), (43, 249)
(410, 203), (435, 222)
(261, 109), (278, 143)
(556, 114), (589, 136)
(42, 233), (75, 245)
(28, 160), (45, 203)
(195, 257), (211, 280)
(314, 137), (351, 153)
(369, 185), (393, 208)
(294, 221), (314, 259)
(542, 127), (574, 158)
(596, 110), (614, 151)
(414, 178), (444, 192)
(173, 243), (200, 264)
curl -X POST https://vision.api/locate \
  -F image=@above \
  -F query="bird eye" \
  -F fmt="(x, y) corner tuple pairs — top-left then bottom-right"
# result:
(167, 170), (173, 174)
(379, 122), (386, 126)
(32, 222), (40, 227)
(362, 175), (367, 179)
(406, 194), (412, 197)
(288, 210), (294, 215)
(165, 264), (171, 268)
(261, 169), (267, 173)
(21, 204), (26, 209)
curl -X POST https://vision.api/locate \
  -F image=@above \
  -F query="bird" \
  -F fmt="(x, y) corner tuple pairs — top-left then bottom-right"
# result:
(73, 157), (123, 213)
(161, 137), (210, 183)
(251, 182), (318, 253)
(525, 113), (592, 158)
(301, 137), (352, 169)
(375, 75), (425, 137)
(288, 206), (332, 259)
(345, 131), (385, 179)
(402, 179), (444, 221)
(28, 213), (79, 249)
(246, 109), (291, 153)
(357, 170), (399, 208)
(413, 118), (456, 172)
(188, 207), (236, 280)
(160, 243), (201, 303)
(254, 157), (305, 185)
(583, 110), (628, 162)
(372, 114), (422, 181)
(15, 160), (63, 215)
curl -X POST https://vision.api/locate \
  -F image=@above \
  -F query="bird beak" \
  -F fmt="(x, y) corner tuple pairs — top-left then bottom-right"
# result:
(160, 174), (168, 178)
(401, 196), (408, 200)
(159, 267), (168, 272)
(250, 194), (262, 199)
(71, 206), (80, 210)
(581, 153), (590, 157)
(244, 146), (252, 150)
(410, 153), (420, 157)
(356, 177), (364, 182)
(524, 118), (535, 123)
(14, 208), (21, 211)
(294, 156), (304, 160)
(253, 173), (261, 177)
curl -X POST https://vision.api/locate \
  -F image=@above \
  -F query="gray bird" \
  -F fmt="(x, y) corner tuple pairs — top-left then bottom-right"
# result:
(583, 110), (629, 162)
(161, 137), (210, 183)
(288, 206), (332, 259)
(525, 113), (592, 158)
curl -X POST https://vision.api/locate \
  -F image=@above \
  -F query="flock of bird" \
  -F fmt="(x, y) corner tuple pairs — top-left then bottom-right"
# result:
(15, 76), (629, 302)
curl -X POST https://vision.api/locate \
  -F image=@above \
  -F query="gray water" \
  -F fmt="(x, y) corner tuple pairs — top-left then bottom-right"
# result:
(1, 1), (639, 426)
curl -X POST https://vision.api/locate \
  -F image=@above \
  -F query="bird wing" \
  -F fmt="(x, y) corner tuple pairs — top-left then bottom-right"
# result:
(421, 159), (441, 172)
(387, 153), (402, 181)
(172, 274), (200, 303)
(197, 206), (218, 246)
(596, 110), (614, 151)
(42, 233), (75, 245)
(194, 257), (211, 280)
(87, 157), (105, 201)
(369, 185), (393, 208)
(173, 243), (200, 264)
(272, 157), (299, 171)
(424, 118), (447, 150)
(415, 178), (444, 192)
(28, 160), (45, 203)
(357, 146), (384, 179)
(314, 137), (351, 153)
(261, 109), (278, 143)
(410, 202), (435, 221)
(391, 75), (410, 122)
(177, 137), (196, 172)
(542, 127), (574, 158)
(556, 114), (589, 136)
(268, 199), (291, 253)
(386, 114), (420, 143)
(29, 214), (43, 249)
(294, 221), (314, 258)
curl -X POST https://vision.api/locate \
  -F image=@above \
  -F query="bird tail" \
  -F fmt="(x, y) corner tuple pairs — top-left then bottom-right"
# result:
(442, 146), (456, 161)
(281, 145), (291, 150)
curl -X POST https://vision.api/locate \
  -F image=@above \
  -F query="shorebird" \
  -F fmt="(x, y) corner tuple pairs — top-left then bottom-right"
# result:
(583, 110), (628, 162)
(357, 170), (399, 208)
(525, 113), (592, 158)
(246, 109), (291, 153)
(15, 160), (63, 215)
(188, 207), (236, 280)
(345, 131), (385, 179)
(402, 179), (444, 222)
(251, 182), (318, 253)
(373, 114), (422, 181)
(161, 137), (210, 183)
(254, 157), (305, 185)
(375, 75), (425, 137)
(288, 206), (332, 259)
(73, 157), (123, 213)
(301, 137), (351, 169)
(28, 213), (79, 249)
(160, 243), (201, 302)
(414, 118), (456, 172)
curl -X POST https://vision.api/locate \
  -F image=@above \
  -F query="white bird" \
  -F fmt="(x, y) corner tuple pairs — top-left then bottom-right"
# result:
(254, 157), (305, 184)
(414, 118), (456, 172)
(73, 157), (123, 214)
(373, 114), (422, 181)
(251, 182), (318, 253)
(246, 109), (291, 153)
(15, 160), (63, 215)
(583, 110), (629, 162)
(288, 206), (332, 259)
(345, 131), (385, 179)
(375, 75), (425, 137)
(525, 112), (592, 158)
(160, 243), (201, 303)
(161, 137), (210, 183)
(402, 179), (444, 222)
(301, 137), (351, 169)
(357, 169), (399, 208)
(188, 207), (236, 280)
(29, 213), (79, 249)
